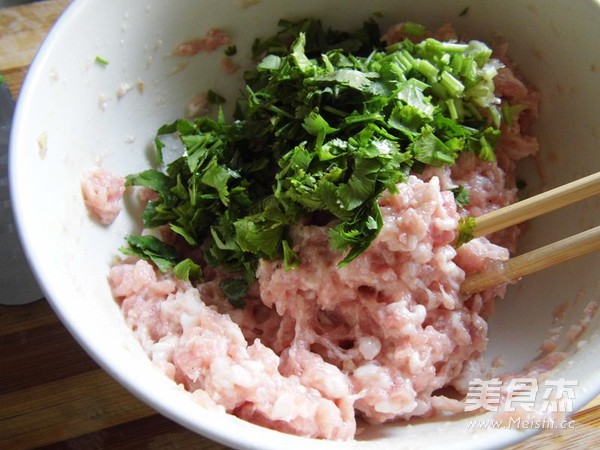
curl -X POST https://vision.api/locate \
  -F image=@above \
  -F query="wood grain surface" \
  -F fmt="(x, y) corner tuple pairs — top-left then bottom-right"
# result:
(1, 1), (599, 449)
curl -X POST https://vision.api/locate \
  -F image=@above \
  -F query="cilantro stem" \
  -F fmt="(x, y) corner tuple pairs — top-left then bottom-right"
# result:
(322, 105), (348, 117)
(95, 56), (109, 66)
(414, 59), (439, 81)
(440, 71), (465, 97)
(401, 22), (426, 38)
(344, 113), (383, 125)
(266, 104), (294, 118)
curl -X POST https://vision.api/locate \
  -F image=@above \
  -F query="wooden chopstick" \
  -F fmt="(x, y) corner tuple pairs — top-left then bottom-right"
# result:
(461, 171), (600, 295)
(461, 225), (600, 295)
(472, 171), (600, 238)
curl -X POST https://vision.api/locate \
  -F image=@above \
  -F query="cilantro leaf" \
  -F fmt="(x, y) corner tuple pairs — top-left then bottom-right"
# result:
(173, 258), (203, 283)
(219, 279), (249, 308)
(410, 126), (457, 166)
(121, 235), (179, 273)
(125, 170), (171, 196)
(451, 185), (471, 207)
(201, 158), (238, 206)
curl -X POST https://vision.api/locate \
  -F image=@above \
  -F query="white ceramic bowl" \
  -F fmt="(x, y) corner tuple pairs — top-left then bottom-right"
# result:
(10, 0), (600, 448)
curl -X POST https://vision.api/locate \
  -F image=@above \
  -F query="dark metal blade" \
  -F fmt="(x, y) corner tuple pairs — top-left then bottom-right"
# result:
(0, 80), (43, 305)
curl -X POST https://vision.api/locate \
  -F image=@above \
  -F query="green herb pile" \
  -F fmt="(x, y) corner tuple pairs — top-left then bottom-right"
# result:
(123, 19), (506, 304)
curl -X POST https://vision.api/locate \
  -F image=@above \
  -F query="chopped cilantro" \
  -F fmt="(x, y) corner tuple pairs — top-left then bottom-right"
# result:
(401, 22), (427, 38)
(456, 216), (477, 246)
(120, 235), (180, 273)
(95, 56), (109, 66)
(123, 18), (506, 305)
(219, 279), (249, 308)
(225, 45), (238, 56)
(173, 258), (203, 283)
(501, 102), (526, 128)
(451, 185), (471, 207)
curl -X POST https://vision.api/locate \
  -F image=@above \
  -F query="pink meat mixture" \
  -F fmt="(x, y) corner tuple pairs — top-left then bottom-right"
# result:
(81, 168), (125, 225)
(108, 27), (541, 440)
(109, 172), (528, 440)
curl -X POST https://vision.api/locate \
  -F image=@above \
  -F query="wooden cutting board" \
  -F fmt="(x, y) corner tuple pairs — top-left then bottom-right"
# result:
(1, 1), (599, 449)
(0, 0), (71, 98)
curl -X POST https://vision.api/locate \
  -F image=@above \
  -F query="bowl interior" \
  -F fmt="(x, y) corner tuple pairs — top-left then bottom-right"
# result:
(10, 0), (600, 449)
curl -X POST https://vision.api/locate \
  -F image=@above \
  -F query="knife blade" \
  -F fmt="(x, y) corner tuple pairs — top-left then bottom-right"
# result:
(0, 77), (43, 305)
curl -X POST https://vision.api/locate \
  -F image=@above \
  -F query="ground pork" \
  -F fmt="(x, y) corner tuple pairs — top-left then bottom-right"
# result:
(256, 176), (505, 423)
(110, 259), (356, 440)
(81, 168), (125, 225)
(109, 176), (511, 435)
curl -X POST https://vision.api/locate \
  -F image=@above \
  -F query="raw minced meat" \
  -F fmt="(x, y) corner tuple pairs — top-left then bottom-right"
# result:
(256, 176), (504, 423)
(81, 168), (125, 225)
(106, 23), (542, 441)
(111, 259), (356, 439)
(110, 176), (512, 438)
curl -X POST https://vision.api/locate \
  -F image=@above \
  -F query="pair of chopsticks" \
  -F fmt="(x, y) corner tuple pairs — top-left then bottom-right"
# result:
(461, 171), (600, 295)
